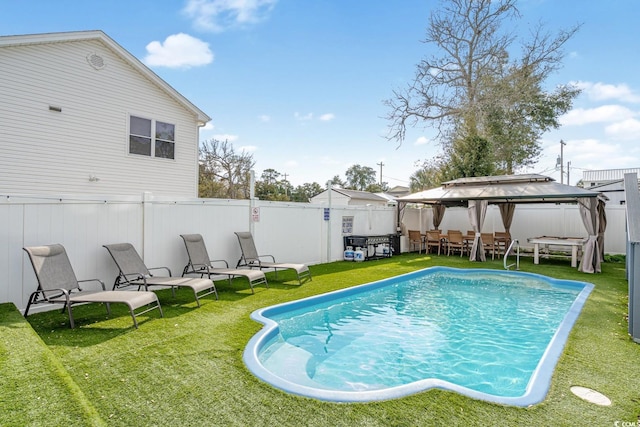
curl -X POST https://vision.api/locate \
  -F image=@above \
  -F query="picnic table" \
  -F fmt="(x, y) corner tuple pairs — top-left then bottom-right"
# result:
(527, 236), (587, 268)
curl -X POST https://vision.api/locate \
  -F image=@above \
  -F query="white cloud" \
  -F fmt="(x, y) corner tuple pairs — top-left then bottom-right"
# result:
(574, 81), (640, 103)
(258, 114), (271, 122)
(201, 122), (215, 131)
(213, 133), (238, 142)
(183, 0), (277, 32)
(319, 113), (335, 121)
(294, 112), (313, 121)
(560, 105), (637, 126)
(564, 138), (638, 171)
(144, 33), (213, 68)
(239, 145), (257, 152)
(284, 160), (299, 168)
(605, 118), (640, 140)
(414, 136), (429, 145)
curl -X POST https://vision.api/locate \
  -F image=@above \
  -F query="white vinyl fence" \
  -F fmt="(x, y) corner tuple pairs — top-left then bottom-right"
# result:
(0, 193), (396, 313)
(0, 192), (626, 314)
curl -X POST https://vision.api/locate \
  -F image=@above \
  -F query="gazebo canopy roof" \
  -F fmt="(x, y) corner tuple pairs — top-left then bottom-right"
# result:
(398, 174), (606, 207)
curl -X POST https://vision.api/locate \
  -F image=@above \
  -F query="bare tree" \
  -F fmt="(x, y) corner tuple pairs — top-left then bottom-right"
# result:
(199, 139), (255, 199)
(385, 0), (580, 174)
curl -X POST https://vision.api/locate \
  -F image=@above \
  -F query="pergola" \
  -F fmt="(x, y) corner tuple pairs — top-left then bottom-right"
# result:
(397, 174), (608, 273)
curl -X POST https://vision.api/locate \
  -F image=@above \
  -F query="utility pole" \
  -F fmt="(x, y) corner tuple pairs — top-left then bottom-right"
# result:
(283, 173), (289, 196)
(376, 162), (384, 186)
(567, 161), (571, 185)
(557, 140), (566, 184)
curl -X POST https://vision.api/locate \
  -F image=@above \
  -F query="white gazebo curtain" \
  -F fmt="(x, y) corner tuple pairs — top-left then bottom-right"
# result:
(498, 203), (516, 234)
(597, 199), (607, 261)
(467, 200), (488, 262)
(578, 197), (601, 273)
(432, 204), (445, 230)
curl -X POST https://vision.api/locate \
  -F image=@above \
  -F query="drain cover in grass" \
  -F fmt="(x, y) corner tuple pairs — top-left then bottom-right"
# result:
(570, 386), (612, 406)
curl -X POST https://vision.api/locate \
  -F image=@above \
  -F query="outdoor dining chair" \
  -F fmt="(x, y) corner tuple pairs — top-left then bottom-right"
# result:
(408, 230), (424, 254)
(447, 230), (466, 257)
(425, 230), (442, 255)
(481, 233), (497, 260)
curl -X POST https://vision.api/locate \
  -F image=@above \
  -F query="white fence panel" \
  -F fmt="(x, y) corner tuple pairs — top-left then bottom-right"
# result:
(0, 202), (24, 305)
(0, 193), (397, 313)
(0, 193), (628, 314)
(253, 200), (325, 265)
(142, 196), (250, 278)
(6, 196), (144, 313)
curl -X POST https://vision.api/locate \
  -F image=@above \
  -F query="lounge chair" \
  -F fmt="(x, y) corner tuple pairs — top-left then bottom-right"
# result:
(180, 234), (268, 293)
(103, 243), (217, 307)
(234, 231), (312, 284)
(23, 244), (162, 329)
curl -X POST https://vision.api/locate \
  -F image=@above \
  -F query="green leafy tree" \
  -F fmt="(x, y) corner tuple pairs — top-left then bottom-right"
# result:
(443, 134), (495, 180)
(326, 175), (344, 188)
(255, 169), (291, 201)
(410, 158), (447, 192)
(385, 0), (580, 176)
(365, 183), (389, 193)
(291, 182), (324, 202)
(345, 165), (377, 191)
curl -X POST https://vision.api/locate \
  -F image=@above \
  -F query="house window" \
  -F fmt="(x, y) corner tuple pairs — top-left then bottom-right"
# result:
(129, 116), (175, 159)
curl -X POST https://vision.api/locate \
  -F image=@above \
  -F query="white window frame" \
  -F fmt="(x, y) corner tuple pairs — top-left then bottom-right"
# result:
(128, 115), (176, 160)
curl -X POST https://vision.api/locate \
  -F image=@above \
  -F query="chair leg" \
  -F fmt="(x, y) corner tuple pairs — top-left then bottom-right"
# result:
(67, 304), (75, 329)
(130, 308), (139, 329)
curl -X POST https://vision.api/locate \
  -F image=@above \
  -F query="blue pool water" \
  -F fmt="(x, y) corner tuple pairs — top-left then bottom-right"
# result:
(243, 267), (593, 405)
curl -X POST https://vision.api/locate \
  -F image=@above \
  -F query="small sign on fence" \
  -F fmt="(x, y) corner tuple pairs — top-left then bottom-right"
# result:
(252, 207), (260, 222)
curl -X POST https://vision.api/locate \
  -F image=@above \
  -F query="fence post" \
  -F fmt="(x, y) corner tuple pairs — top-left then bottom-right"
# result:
(142, 191), (153, 261)
(327, 184), (332, 263)
(624, 173), (640, 343)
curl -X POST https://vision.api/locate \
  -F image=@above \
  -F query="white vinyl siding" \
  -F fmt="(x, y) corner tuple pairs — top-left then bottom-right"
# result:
(0, 38), (202, 196)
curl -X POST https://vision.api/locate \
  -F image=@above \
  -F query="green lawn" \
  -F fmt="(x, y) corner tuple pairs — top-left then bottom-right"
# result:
(1, 253), (639, 426)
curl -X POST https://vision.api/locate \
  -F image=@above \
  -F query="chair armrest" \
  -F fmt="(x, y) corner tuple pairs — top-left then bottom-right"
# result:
(38, 287), (71, 302)
(209, 259), (230, 268)
(148, 266), (172, 276)
(77, 278), (107, 291)
(259, 255), (276, 263)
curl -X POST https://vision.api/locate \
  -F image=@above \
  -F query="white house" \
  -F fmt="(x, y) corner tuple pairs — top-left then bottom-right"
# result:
(0, 31), (211, 197)
(310, 188), (390, 206)
(583, 168), (640, 206)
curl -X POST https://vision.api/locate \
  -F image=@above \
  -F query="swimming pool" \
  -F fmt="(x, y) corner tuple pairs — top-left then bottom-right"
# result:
(243, 267), (593, 405)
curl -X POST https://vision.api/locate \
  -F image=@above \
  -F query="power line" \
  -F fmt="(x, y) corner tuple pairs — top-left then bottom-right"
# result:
(382, 174), (410, 184)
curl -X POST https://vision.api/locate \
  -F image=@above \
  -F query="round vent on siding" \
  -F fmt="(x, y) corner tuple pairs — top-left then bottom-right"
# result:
(86, 53), (105, 70)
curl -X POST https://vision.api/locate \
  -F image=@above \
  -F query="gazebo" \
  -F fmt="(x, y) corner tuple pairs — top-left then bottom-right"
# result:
(397, 174), (607, 273)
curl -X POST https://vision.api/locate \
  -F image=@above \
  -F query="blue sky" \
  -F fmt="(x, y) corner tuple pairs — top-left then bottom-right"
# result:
(2, 0), (639, 187)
